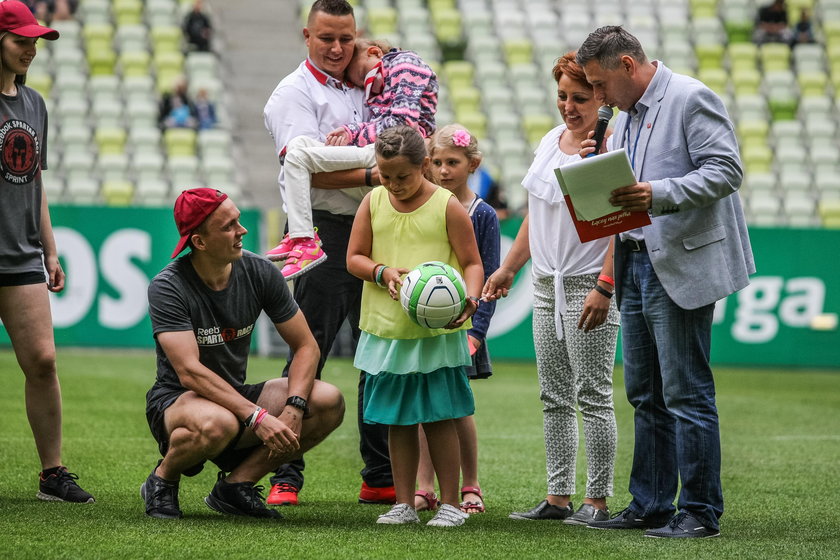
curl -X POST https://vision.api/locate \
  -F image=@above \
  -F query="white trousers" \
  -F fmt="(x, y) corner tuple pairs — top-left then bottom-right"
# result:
(283, 136), (376, 238)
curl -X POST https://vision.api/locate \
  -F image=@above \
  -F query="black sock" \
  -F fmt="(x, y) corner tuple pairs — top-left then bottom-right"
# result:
(41, 466), (61, 477)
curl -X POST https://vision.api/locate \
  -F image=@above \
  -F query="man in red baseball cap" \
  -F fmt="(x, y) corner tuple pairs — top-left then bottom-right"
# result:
(141, 188), (345, 519)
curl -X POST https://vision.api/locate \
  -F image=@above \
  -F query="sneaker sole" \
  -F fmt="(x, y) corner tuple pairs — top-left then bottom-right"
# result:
(282, 254), (328, 280)
(204, 495), (282, 519)
(376, 517), (420, 524)
(644, 531), (721, 539)
(37, 491), (95, 504)
(266, 498), (298, 506)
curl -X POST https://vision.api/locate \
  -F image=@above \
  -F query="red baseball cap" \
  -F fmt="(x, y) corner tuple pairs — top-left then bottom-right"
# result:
(0, 1), (59, 40)
(171, 188), (228, 258)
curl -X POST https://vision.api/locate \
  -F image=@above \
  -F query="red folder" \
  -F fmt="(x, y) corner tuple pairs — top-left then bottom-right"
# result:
(563, 194), (651, 243)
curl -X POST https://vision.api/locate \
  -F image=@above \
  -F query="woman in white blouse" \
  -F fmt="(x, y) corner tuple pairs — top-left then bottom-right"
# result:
(483, 51), (619, 526)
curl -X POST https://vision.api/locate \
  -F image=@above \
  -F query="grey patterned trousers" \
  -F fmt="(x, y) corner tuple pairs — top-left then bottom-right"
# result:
(533, 273), (619, 498)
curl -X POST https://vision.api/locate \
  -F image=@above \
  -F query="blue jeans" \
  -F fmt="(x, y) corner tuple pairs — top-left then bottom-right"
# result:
(620, 250), (723, 530)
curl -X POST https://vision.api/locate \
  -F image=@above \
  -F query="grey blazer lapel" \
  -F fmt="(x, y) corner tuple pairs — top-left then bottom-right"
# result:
(634, 66), (672, 179)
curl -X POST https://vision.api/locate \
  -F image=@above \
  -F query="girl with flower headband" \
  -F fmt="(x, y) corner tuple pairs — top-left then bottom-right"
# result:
(411, 124), (500, 515)
(347, 126), (483, 527)
(266, 37), (438, 280)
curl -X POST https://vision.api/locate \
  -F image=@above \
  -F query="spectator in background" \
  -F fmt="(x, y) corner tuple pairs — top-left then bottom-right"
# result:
(753, 0), (793, 45)
(183, 0), (212, 52)
(31, 0), (76, 23)
(159, 77), (197, 130)
(467, 165), (509, 219)
(790, 8), (816, 47)
(194, 88), (217, 130)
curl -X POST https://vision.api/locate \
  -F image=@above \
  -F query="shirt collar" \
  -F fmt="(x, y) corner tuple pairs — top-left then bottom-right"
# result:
(305, 58), (353, 90)
(631, 60), (663, 116)
(363, 61), (385, 99)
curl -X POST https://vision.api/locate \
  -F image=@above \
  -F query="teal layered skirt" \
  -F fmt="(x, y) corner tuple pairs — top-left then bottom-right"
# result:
(355, 331), (475, 425)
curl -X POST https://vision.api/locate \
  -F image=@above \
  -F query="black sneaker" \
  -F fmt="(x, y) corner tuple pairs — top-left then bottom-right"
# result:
(37, 466), (95, 503)
(587, 507), (670, 530)
(509, 500), (573, 520)
(205, 472), (282, 519)
(644, 512), (721, 539)
(140, 464), (182, 519)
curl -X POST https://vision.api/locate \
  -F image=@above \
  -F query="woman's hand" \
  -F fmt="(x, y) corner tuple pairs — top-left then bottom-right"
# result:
(578, 288), (611, 332)
(482, 267), (515, 301)
(44, 254), (65, 293)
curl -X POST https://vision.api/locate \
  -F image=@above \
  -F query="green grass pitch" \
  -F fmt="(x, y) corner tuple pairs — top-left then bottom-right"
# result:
(1, 349), (838, 559)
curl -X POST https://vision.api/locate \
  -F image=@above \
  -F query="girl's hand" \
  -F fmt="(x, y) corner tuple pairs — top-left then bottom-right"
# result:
(325, 128), (351, 146)
(384, 267), (410, 300)
(444, 297), (478, 329)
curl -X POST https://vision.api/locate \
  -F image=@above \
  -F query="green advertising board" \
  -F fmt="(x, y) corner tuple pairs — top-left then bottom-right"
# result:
(2, 208), (837, 368)
(486, 220), (840, 368)
(0, 205), (260, 348)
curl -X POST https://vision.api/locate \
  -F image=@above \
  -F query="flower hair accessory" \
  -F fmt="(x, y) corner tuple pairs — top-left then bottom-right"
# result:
(452, 129), (471, 147)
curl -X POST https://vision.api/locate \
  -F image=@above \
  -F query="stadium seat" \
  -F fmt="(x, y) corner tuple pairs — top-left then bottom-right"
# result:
(64, 178), (100, 205)
(760, 43), (791, 72)
(164, 128), (197, 157)
(150, 25), (183, 54)
(79, 0), (112, 24)
(728, 42), (759, 72)
(732, 69), (762, 96)
(742, 143), (773, 173)
(367, 6), (398, 35)
(119, 50), (151, 77)
(97, 153), (130, 182)
(797, 72), (828, 97)
(168, 155), (201, 185)
(114, 0), (144, 26)
(101, 180), (135, 206)
(135, 177), (171, 206)
(27, 72), (52, 99)
(115, 24), (149, 53)
(95, 127), (128, 155)
(132, 150), (167, 182)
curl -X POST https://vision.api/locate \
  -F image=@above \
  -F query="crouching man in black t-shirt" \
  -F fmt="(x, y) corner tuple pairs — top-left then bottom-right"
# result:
(141, 188), (345, 519)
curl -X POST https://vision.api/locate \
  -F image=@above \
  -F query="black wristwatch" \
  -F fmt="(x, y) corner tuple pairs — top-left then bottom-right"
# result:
(285, 395), (309, 415)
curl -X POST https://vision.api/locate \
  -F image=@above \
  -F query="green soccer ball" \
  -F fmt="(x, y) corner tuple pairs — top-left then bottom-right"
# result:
(399, 261), (467, 329)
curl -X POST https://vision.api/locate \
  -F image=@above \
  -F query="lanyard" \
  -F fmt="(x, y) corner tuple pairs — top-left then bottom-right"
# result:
(624, 107), (647, 171)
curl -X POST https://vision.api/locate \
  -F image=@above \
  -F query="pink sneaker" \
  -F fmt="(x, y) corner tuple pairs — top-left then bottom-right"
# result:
(266, 229), (322, 262)
(281, 238), (327, 279)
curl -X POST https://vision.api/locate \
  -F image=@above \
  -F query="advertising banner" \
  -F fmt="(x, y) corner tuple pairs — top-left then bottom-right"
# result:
(0, 205), (260, 347)
(486, 220), (839, 368)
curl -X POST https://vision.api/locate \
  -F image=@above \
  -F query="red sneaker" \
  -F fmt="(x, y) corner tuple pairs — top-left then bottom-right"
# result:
(358, 482), (396, 504)
(266, 483), (299, 506)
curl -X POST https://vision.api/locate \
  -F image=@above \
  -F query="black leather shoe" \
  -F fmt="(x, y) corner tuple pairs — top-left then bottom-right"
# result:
(587, 507), (669, 529)
(644, 512), (720, 538)
(509, 499), (573, 520)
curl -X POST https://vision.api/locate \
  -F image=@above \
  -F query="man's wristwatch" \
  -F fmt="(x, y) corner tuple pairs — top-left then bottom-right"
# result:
(285, 396), (309, 415)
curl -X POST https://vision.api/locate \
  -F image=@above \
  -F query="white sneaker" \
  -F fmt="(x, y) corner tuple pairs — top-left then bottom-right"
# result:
(377, 503), (420, 524)
(426, 503), (468, 527)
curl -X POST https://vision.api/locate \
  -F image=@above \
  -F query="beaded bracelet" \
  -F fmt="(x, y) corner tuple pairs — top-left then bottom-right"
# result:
(375, 265), (389, 288)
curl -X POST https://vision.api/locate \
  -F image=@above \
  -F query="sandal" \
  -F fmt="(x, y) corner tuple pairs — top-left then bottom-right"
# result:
(460, 486), (485, 514)
(414, 490), (439, 511)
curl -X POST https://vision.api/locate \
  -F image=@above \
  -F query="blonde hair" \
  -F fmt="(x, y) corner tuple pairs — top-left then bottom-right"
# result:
(354, 37), (391, 56)
(428, 123), (482, 163)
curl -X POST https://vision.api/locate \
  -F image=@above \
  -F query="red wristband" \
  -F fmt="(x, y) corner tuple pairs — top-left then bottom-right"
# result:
(252, 408), (269, 429)
(598, 274), (615, 287)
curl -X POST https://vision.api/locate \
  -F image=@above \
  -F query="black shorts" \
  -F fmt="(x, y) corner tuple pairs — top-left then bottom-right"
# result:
(464, 339), (492, 380)
(145, 381), (267, 476)
(0, 270), (45, 287)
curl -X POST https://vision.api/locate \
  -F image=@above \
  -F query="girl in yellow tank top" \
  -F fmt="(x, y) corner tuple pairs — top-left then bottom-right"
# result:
(347, 126), (484, 527)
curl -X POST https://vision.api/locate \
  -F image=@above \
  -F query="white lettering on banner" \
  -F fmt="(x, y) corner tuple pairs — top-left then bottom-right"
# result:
(50, 227), (98, 328)
(487, 235), (534, 338)
(50, 227), (152, 330)
(731, 276), (826, 343)
(99, 229), (151, 329)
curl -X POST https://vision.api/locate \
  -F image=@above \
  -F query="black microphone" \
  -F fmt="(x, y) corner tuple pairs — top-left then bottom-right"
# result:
(586, 105), (613, 158)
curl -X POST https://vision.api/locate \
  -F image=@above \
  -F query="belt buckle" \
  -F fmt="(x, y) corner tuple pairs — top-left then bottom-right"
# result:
(627, 239), (643, 252)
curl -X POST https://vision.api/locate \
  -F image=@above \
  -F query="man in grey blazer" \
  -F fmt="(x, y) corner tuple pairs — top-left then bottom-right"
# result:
(576, 26), (755, 538)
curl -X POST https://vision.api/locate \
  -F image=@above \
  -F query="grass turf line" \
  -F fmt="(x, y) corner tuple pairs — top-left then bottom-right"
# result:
(0, 349), (838, 559)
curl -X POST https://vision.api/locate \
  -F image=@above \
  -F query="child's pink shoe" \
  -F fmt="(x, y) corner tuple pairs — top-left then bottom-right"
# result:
(281, 238), (327, 279)
(266, 229), (322, 262)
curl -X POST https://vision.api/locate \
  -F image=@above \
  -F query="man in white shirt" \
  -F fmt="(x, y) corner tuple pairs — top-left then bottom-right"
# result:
(262, 0), (394, 507)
